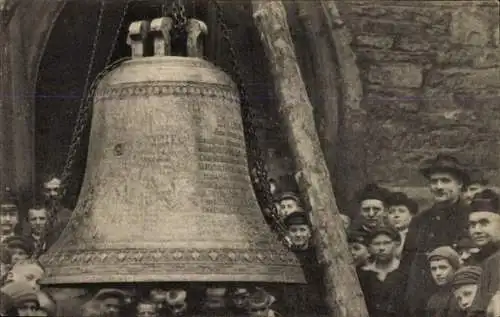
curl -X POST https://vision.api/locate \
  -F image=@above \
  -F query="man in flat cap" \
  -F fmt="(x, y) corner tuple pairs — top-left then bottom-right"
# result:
(467, 190), (500, 317)
(349, 183), (391, 236)
(402, 154), (472, 317)
(276, 192), (302, 220)
(451, 266), (483, 315)
(462, 170), (490, 206)
(1, 280), (40, 316)
(386, 191), (419, 258)
(0, 188), (20, 243)
(284, 211), (312, 251)
(3, 236), (34, 265)
(92, 288), (128, 317)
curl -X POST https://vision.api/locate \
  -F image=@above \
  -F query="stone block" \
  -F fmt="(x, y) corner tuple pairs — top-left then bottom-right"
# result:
(437, 47), (500, 68)
(355, 35), (394, 49)
(368, 63), (423, 88)
(395, 36), (432, 52)
(365, 86), (422, 114)
(355, 49), (435, 66)
(356, 19), (424, 36)
(450, 6), (497, 46)
(425, 68), (500, 90)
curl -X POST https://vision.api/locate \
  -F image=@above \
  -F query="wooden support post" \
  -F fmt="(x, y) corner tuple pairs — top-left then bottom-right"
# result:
(251, 2), (369, 317)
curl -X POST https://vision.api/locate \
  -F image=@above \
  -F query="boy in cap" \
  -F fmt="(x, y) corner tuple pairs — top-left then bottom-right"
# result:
(276, 192), (302, 219)
(350, 183), (391, 236)
(91, 288), (128, 317)
(0, 188), (20, 243)
(462, 170), (489, 205)
(403, 154), (471, 317)
(3, 236), (34, 264)
(357, 226), (406, 317)
(426, 246), (462, 317)
(386, 191), (418, 258)
(451, 266), (483, 315)
(347, 230), (370, 269)
(454, 236), (481, 266)
(1, 280), (40, 316)
(283, 211), (312, 251)
(165, 289), (188, 316)
(467, 190), (500, 317)
(246, 288), (280, 317)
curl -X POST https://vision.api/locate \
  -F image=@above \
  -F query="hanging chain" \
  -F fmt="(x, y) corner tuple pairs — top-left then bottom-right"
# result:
(170, 0), (188, 37)
(58, 0), (131, 200)
(210, 0), (291, 246)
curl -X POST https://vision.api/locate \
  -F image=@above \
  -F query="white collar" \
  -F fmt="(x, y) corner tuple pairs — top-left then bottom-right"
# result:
(363, 258), (400, 281)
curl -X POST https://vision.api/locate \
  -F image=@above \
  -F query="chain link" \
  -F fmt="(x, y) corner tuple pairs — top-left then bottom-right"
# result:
(59, 0), (130, 200)
(170, 0), (188, 37)
(209, 0), (291, 246)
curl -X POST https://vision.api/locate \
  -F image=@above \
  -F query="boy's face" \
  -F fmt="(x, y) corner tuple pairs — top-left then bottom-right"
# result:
(453, 284), (478, 311)
(469, 212), (500, 247)
(0, 208), (18, 235)
(279, 199), (299, 218)
(430, 259), (456, 286)
(287, 224), (311, 248)
(360, 199), (384, 228)
(9, 247), (29, 264)
(462, 184), (484, 205)
(349, 242), (369, 266)
(387, 205), (413, 230)
(369, 234), (396, 262)
(137, 303), (158, 317)
(28, 208), (49, 235)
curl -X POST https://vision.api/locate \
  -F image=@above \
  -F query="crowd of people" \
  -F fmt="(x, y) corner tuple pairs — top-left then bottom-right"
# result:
(1, 153), (499, 317)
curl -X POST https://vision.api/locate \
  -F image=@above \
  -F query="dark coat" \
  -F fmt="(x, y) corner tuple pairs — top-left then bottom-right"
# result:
(468, 248), (500, 317)
(426, 285), (461, 317)
(401, 199), (471, 316)
(357, 266), (407, 317)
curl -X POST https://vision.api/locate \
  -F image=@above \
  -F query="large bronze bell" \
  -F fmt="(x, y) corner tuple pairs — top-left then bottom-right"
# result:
(39, 18), (305, 285)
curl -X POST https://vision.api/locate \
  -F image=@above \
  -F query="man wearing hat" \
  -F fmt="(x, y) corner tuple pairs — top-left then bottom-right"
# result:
(451, 266), (483, 315)
(283, 211), (312, 251)
(386, 191), (419, 258)
(402, 154), (472, 317)
(246, 288), (280, 317)
(0, 188), (20, 243)
(276, 192), (302, 219)
(349, 183), (391, 236)
(41, 176), (73, 244)
(357, 226), (406, 317)
(454, 235), (481, 266)
(165, 289), (188, 316)
(23, 204), (54, 258)
(462, 169), (490, 206)
(426, 246), (462, 317)
(467, 190), (500, 317)
(1, 280), (40, 316)
(91, 288), (128, 317)
(3, 235), (34, 265)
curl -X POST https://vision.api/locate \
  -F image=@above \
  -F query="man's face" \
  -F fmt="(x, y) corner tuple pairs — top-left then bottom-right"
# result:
(100, 297), (121, 317)
(137, 303), (158, 317)
(457, 247), (480, 265)
(469, 212), (500, 247)
(9, 247), (29, 264)
(279, 199), (299, 218)
(43, 180), (61, 200)
(462, 184), (485, 205)
(349, 242), (369, 267)
(28, 209), (49, 236)
(387, 205), (413, 231)
(429, 172), (462, 203)
(231, 291), (249, 310)
(360, 199), (384, 228)
(287, 224), (311, 249)
(17, 300), (39, 317)
(430, 259), (455, 286)
(369, 234), (396, 262)
(249, 307), (270, 317)
(453, 284), (478, 311)
(0, 208), (18, 235)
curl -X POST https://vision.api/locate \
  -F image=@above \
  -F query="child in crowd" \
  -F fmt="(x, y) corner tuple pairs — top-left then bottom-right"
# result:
(450, 266), (482, 316)
(357, 227), (406, 317)
(347, 230), (371, 269)
(426, 246), (462, 317)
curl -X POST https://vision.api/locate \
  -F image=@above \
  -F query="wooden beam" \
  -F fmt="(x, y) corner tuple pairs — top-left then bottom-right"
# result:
(251, 2), (369, 317)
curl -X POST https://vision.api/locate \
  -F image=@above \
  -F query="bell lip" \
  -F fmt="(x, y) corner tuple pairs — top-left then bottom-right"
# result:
(40, 273), (307, 285)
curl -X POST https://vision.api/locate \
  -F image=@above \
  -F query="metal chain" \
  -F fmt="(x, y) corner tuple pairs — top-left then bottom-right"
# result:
(171, 0), (188, 35)
(210, 0), (291, 246)
(58, 0), (130, 200)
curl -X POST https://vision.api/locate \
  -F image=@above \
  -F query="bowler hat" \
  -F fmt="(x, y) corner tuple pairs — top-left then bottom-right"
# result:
(470, 189), (500, 214)
(465, 169), (489, 187)
(386, 192), (419, 215)
(419, 154), (469, 183)
(277, 192), (300, 203)
(356, 183), (391, 204)
(283, 212), (309, 227)
(92, 288), (127, 302)
(347, 230), (368, 246)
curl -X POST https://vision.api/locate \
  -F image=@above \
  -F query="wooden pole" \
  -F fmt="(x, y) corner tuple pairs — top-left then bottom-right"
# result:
(251, 2), (368, 317)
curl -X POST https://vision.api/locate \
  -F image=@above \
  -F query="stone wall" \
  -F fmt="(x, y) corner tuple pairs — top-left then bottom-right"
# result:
(335, 0), (500, 205)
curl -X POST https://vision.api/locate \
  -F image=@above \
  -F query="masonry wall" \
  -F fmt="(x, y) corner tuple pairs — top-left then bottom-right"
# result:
(334, 0), (500, 205)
